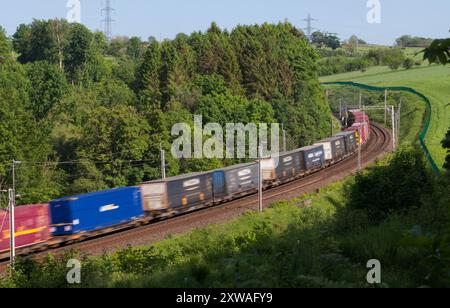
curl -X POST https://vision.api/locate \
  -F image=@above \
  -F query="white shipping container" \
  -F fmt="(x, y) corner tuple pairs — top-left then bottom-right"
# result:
(260, 157), (276, 181)
(141, 183), (167, 211)
(314, 142), (333, 161)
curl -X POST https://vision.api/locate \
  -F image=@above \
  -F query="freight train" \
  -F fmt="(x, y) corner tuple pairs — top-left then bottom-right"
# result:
(0, 111), (369, 259)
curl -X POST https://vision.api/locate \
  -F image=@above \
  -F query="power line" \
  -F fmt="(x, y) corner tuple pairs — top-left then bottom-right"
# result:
(102, 0), (115, 42)
(16, 158), (158, 167)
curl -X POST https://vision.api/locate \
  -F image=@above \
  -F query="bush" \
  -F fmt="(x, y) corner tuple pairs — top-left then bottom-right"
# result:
(403, 58), (415, 69)
(366, 48), (405, 69)
(442, 127), (450, 170)
(318, 56), (371, 76)
(346, 146), (430, 222)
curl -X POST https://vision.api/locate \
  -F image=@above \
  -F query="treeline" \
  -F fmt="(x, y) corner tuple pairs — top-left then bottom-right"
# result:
(395, 35), (434, 48)
(318, 47), (422, 76)
(0, 21), (332, 204)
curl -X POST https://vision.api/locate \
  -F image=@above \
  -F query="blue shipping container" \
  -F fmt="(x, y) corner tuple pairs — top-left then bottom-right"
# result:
(50, 187), (144, 235)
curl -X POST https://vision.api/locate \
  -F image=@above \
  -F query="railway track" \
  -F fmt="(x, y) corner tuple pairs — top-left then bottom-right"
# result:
(0, 123), (392, 273)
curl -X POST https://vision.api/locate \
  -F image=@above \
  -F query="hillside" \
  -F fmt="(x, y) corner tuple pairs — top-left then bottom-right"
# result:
(321, 65), (450, 169)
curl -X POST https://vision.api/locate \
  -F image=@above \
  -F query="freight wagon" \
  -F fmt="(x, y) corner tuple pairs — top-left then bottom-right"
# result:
(141, 172), (214, 216)
(261, 150), (305, 185)
(0, 204), (51, 254)
(212, 163), (260, 202)
(261, 145), (326, 185)
(354, 114), (370, 124)
(346, 123), (370, 145)
(348, 110), (370, 127)
(50, 187), (144, 235)
(276, 150), (305, 183)
(336, 131), (358, 155)
(314, 136), (346, 164)
(300, 145), (326, 171)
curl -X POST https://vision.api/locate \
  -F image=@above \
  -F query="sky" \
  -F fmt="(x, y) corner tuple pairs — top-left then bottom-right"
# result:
(1, 0), (449, 45)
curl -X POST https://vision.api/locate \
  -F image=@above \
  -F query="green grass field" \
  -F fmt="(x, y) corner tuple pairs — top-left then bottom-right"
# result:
(321, 65), (450, 169)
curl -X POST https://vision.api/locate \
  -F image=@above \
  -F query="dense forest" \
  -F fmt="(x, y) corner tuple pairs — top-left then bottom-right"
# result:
(0, 21), (333, 205)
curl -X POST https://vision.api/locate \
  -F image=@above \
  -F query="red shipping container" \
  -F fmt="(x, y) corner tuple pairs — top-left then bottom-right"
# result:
(346, 123), (369, 144)
(354, 114), (370, 123)
(0, 204), (51, 253)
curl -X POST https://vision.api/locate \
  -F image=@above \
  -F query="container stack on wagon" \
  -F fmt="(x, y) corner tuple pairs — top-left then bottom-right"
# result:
(345, 110), (370, 145)
(300, 145), (326, 171)
(314, 136), (346, 164)
(261, 150), (305, 185)
(212, 163), (260, 202)
(50, 187), (144, 235)
(336, 131), (358, 155)
(0, 204), (51, 254)
(141, 172), (214, 215)
(348, 109), (369, 126)
(261, 145), (326, 185)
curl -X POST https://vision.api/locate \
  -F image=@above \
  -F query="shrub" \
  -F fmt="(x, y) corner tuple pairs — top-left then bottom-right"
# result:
(403, 58), (415, 69)
(346, 146), (430, 222)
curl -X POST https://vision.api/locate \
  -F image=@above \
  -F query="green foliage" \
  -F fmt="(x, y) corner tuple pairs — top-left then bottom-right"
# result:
(366, 48), (406, 69)
(0, 60), (31, 178)
(137, 40), (162, 107)
(319, 56), (371, 76)
(134, 22), (332, 149)
(64, 23), (94, 80)
(396, 35), (434, 48)
(111, 56), (137, 87)
(53, 98), (150, 192)
(0, 26), (11, 59)
(108, 37), (127, 57)
(403, 58), (415, 70)
(400, 225), (450, 288)
(0, 59), (62, 204)
(11, 24), (31, 62)
(127, 37), (144, 59)
(423, 38), (450, 65)
(443, 128), (450, 170)
(12, 19), (71, 67)
(92, 79), (136, 107)
(92, 31), (108, 55)
(12, 20), (110, 85)
(26, 61), (68, 119)
(347, 146), (429, 222)
(311, 31), (341, 50)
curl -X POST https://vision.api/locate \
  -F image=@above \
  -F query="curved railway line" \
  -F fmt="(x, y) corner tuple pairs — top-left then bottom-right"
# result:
(0, 123), (392, 273)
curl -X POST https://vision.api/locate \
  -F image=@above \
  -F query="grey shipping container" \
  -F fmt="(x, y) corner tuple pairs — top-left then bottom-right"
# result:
(274, 150), (304, 183)
(141, 172), (213, 212)
(317, 136), (346, 161)
(300, 145), (325, 171)
(336, 131), (358, 155)
(212, 162), (259, 202)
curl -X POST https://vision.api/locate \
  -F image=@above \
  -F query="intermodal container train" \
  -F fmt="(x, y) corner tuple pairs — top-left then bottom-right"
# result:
(0, 113), (371, 259)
